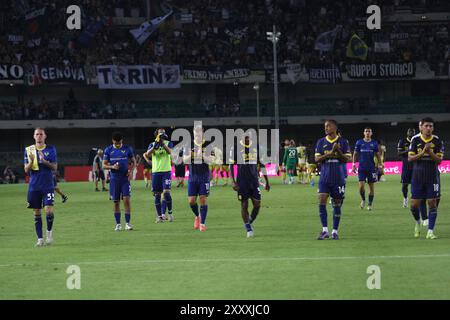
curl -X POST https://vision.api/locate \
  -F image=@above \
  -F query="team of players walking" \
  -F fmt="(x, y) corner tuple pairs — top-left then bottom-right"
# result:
(23, 117), (443, 246)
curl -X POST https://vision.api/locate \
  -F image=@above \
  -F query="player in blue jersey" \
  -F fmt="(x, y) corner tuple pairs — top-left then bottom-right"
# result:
(103, 132), (136, 231)
(143, 128), (174, 223)
(328, 129), (349, 205)
(315, 120), (352, 240)
(24, 128), (58, 247)
(408, 118), (443, 239)
(399, 127), (428, 225)
(230, 133), (270, 238)
(398, 128), (416, 208)
(183, 126), (213, 232)
(352, 127), (382, 211)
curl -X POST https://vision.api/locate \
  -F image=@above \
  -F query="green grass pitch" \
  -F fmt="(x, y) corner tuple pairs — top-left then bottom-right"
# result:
(0, 175), (449, 299)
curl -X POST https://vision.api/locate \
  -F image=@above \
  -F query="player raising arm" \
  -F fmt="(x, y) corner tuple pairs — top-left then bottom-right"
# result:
(183, 126), (213, 232)
(143, 128), (174, 223)
(230, 133), (270, 238)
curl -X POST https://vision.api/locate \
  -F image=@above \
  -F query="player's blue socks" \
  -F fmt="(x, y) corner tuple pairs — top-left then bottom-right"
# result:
(410, 207), (420, 223)
(319, 204), (328, 227)
(154, 194), (162, 217)
(46, 213), (54, 231)
(360, 191), (366, 201)
(402, 185), (408, 199)
(34, 215), (43, 239)
(125, 212), (131, 224)
(114, 212), (121, 224)
(333, 207), (341, 230)
(419, 200), (428, 221)
(244, 223), (252, 232)
(428, 207), (437, 230)
(190, 203), (199, 216)
(163, 192), (172, 214)
(368, 194), (374, 206)
(200, 205), (208, 224)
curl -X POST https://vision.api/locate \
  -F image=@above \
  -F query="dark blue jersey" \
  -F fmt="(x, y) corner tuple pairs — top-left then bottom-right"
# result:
(398, 137), (414, 172)
(409, 134), (443, 184)
(185, 139), (210, 182)
(230, 141), (259, 187)
(24, 144), (57, 191)
(103, 144), (135, 179)
(354, 139), (378, 170)
(315, 136), (351, 185)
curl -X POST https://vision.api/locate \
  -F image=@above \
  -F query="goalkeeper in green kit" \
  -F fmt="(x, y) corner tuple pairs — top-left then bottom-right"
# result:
(282, 140), (299, 185)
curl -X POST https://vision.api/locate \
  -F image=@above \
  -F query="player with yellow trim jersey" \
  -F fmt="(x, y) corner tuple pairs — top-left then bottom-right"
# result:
(375, 140), (386, 181)
(24, 127), (58, 247)
(297, 144), (307, 183)
(408, 117), (443, 239)
(210, 146), (223, 186)
(306, 142), (317, 185)
(314, 120), (352, 240)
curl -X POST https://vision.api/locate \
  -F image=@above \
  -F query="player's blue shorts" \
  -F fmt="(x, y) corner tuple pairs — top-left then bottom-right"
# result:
(318, 181), (346, 199)
(152, 171), (172, 193)
(237, 181), (261, 201)
(188, 179), (210, 197)
(358, 168), (378, 183)
(411, 181), (440, 199)
(27, 189), (55, 209)
(401, 168), (412, 184)
(109, 177), (131, 201)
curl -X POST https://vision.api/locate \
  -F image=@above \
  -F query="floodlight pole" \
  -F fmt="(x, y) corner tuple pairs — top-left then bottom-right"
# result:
(267, 25), (281, 131)
(253, 83), (260, 133)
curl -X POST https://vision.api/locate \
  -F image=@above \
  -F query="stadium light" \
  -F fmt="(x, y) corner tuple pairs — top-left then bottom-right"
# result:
(253, 83), (260, 133)
(266, 25), (281, 131)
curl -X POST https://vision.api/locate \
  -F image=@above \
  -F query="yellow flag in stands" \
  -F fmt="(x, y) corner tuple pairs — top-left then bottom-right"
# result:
(346, 34), (368, 61)
(25, 145), (39, 170)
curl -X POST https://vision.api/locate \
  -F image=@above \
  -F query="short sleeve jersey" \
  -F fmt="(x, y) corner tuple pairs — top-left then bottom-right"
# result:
(24, 144), (57, 191)
(103, 144), (135, 179)
(315, 136), (351, 185)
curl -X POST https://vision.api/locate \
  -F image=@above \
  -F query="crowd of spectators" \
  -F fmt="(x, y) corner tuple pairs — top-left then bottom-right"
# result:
(203, 99), (241, 117)
(0, 0), (146, 68)
(0, 98), (244, 120)
(2, 94), (449, 120)
(0, 99), (139, 120)
(1, 166), (19, 184)
(0, 0), (449, 70)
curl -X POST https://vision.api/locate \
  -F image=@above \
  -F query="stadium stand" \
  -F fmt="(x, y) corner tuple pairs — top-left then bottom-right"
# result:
(0, 0), (449, 178)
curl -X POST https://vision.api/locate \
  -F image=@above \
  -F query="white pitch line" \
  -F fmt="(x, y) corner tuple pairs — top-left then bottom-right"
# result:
(1, 253), (450, 268)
